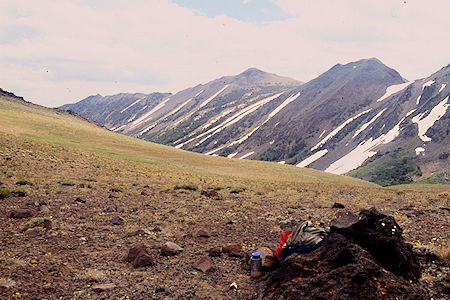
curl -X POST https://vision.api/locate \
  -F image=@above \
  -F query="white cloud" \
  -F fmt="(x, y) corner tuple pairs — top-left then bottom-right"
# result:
(0, 0), (449, 107)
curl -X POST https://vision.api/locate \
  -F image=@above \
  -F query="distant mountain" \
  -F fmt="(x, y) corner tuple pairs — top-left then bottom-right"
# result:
(61, 59), (449, 185)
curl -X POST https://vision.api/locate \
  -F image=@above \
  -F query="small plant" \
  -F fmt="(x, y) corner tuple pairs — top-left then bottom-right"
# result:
(0, 188), (12, 199)
(110, 186), (123, 192)
(11, 188), (27, 197)
(16, 179), (33, 186)
(210, 186), (224, 191)
(396, 190), (404, 195)
(230, 186), (246, 194)
(82, 178), (97, 182)
(174, 184), (198, 191)
(255, 191), (264, 195)
(21, 217), (51, 231)
(57, 180), (76, 186)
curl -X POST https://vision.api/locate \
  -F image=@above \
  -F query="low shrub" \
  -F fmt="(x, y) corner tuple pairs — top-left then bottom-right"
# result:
(21, 217), (51, 231)
(16, 179), (33, 186)
(174, 184), (198, 191)
(230, 186), (247, 194)
(110, 186), (124, 192)
(57, 180), (76, 186)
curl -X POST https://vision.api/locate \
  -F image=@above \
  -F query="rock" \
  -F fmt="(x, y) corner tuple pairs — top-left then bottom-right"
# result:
(192, 256), (215, 273)
(208, 248), (221, 257)
(75, 197), (86, 203)
(39, 205), (51, 214)
(0, 278), (16, 289)
(126, 244), (154, 268)
(141, 190), (148, 196)
(222, 243), (242, 254)
(263, 231), (428, 300)
(143, 185), (150, 188)
(201, 189), (219, 198)
(161, 242), (183, 256)
(133, 253), (154, 268)
(108, 194), (117, 199)
(9, 208), (32, 218)
(0, 181), (3, 186)
(111, 216), (123, 225)
(193, 229), (210, 238)
(330, 207), (420, 281)
(255, 247), (277, 270)
(42, 219), (52, 230)
(25, 227), (42, 237)
(91, 283), (116, 293)
(332, 202), (345, 208)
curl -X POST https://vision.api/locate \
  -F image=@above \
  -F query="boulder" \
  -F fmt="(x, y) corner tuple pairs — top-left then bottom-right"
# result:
(9, 208), (32, 219)
(126, 244), (154, 268)
(263, 208), (426, 299)
(192, 256), (215, 273)
(161, 242), (183, 256)
(256, 247), (277, 270)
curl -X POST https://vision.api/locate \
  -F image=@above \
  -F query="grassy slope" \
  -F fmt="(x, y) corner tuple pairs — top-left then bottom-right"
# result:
(1, 96), (448, 299)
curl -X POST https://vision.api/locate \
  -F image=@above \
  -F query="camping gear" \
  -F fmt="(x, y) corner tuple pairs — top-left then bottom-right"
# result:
(250, 252), (263, 278)
(275, 221), (327, 260)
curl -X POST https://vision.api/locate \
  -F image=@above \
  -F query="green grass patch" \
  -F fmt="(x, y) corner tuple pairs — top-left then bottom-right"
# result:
(16, 179), (33, 186)
(110, 186), (124, 192)
(57, 180), (76, 186)
(230, 186), (247, 194)
(82, 177), (98, 182)
(0, 188), (12, 199)
(21, 217), (51, 231)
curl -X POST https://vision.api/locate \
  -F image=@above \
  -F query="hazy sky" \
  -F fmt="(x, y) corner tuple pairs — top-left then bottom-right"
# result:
(0, 0), (449, 107)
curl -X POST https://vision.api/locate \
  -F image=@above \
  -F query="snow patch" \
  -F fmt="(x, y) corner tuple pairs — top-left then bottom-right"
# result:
(113, 124), (126, 132)
(228, 92), (300, 147)
(311, 109), (372, 151)
(325, 117), (405, 175)
(415, 147), (425, 156)
(376, 82), (411, 102)
(319, 130), (326, 138)
(139, 123), (157, 136)
(198, 85), (229, 109)
(270, 140), (275, 145)
(411, 96), (449, 142)
(416, 95), (421, 105)
(353, 108), (386, 138)
(439, 84), (446, 93)
(422, 80), (435, 89)
(239, 151), (254, 159)
(278, 161), (286, 164)
(127, 114), (137, 122)
(406, 109), (416, 117)
(296, 149), (328, 168)
(227, 152), (238, 158)
(130, 97), (171, 127)
(120, 96), (145, 113)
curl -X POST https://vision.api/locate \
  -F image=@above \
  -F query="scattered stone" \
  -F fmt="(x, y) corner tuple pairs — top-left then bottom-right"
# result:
(91, 283), (116, 293)
(194, 229), (210, 238)
(208, 248), (221, 257)
(141, 190), (148, 196)
(39, 205), (51, 214)
(85, 269), (106, 282)
(108, 194), (118, 199)
(155, 287), (165, 293)
(192, 256), (215, 273)
(126, 244), (154, 268)
(230, 282), (238, 290)
(332, 202), (345, 208)
(255, 247), (277, 270)
(25, 226), (42, 237)
(78, 183), (86, 188)
(222, 243), (242, 254)
(42, 219), (52, 230)
(75, 197), (86, 203)
(0, 278), (16, 289)
(201, 189), (219, 198)
(228, 252), (244, 258)
(143, 185), (150, 188)
(9, 208), (32, 219)
(132, 183), (138, 186)
(0, 181), (3, 186)
(161, 242), (183, 256)
(111, 216), (123, 225)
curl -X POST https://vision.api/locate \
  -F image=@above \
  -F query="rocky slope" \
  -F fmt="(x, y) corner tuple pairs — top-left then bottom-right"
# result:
(61, 59), (449, 185)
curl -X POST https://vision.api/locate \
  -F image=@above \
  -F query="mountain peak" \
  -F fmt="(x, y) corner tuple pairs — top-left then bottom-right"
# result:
(239, 67), (265, 76)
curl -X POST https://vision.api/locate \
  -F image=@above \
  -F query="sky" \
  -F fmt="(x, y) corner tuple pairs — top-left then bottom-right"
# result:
(0, 0), (449, 107)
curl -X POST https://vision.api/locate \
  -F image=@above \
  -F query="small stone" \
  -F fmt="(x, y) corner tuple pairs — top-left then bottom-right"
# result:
(155, 287), (165, 293)
(0, 278), (16, 289)
(111, 216), (123, 225)
(126, 244), (154, 268)
(126, 244), (148, 262)
(332, 202), (345, 209)
(230, 282), (238, 290)
(25, 227), (42, 237)
(255, 247), (277, 269)
(42, 219), (52, 230)
(75, 197), (86, 203)
(201, 189), (219, 198)
(192, 256), (215, 273)
(208, 248), (221, 257)
(91, 283), (116, 292)
(193, 229), (210, 238)
(9, 208), (32, 219)
(161, 242), (184, 256)
(141, 190), (148, 196)
(222, 243), (242, 254)
(39, 205), (51, 214)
